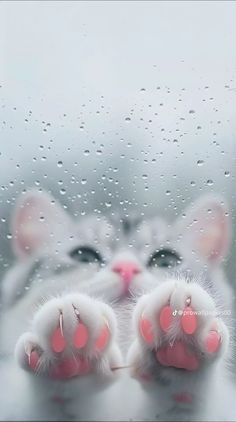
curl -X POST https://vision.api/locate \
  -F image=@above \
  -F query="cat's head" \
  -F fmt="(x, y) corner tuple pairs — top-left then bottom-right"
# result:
(10, 189), (230, 303)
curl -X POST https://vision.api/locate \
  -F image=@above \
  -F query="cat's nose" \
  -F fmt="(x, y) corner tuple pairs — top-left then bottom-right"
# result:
(112, 261), (141, 286)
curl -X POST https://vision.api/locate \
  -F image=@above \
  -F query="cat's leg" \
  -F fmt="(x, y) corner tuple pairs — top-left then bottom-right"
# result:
(127, 279), (230, 417)
(15, 293), (122, 382)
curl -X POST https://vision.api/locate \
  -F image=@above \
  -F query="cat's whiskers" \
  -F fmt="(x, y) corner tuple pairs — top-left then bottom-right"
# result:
(111, 364), (132, 371)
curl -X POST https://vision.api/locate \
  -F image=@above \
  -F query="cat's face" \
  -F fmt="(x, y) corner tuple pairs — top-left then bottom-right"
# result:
(8, 190), (230, 304)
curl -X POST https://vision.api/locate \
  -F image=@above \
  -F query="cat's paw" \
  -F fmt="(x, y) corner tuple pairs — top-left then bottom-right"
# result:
(128, 279), (229, 381)
(15, 293), (122, 380)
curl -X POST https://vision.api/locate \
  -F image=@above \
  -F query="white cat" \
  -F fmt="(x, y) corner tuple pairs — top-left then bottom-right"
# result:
(0, 189), (235, 421)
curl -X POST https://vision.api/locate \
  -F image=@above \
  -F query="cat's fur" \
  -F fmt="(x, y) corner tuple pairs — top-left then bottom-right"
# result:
(0, 190), (235, 421)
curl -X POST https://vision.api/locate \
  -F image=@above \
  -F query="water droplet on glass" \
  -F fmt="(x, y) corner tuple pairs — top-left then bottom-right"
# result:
(197, 160), (204, 166)
(57, 161), (63, 167)
(224, 171), (230, 177)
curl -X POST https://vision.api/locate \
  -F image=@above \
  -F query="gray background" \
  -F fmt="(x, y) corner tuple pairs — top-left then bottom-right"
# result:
(0, 0), (236, 288)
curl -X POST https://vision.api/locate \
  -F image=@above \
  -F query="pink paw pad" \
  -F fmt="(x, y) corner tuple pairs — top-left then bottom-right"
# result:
(73, 322), (89, 349)
(181, 306), (197, 335)
(156, 340), (199, 371)
(173, 392), (193, 404)
(139, 318), (154, 344)
(95, 324), (110, 351)
(28, 350), (40, 371)
(50, 356), (91, 380)
(205, 330), (221, 353)
(159, 306), (173, 332)
(51, 327), (66, 353)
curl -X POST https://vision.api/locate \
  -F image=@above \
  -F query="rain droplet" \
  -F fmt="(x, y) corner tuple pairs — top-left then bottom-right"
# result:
(57, 161), (63, 167)
(206, 179), (214, 186)
(81, 179), (87, 185)
(197, 160), (204, 166)
(224, 171), (230, 177)
(60, 188), (66, 195)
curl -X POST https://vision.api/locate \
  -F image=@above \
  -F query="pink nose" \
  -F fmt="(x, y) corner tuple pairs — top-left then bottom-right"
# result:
(112, 261), (141, 288)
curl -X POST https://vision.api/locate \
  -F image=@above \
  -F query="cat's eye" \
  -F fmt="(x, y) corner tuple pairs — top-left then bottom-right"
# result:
(69, 246), (104, 265)
(147, 249), (182, 269)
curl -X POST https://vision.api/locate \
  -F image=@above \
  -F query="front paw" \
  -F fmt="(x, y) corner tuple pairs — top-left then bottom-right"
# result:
(128, 279), (229, 382)
(15, 293), (122, 380)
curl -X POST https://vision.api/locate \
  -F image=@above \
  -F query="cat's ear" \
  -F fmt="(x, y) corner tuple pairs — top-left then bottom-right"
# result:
(175, 194), (230, 264)
(12, 189), (72, 259)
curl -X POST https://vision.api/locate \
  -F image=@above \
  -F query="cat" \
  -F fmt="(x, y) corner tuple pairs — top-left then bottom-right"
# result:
(0, 189), (235, 421)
